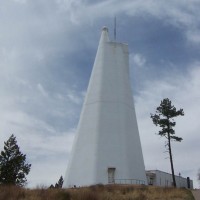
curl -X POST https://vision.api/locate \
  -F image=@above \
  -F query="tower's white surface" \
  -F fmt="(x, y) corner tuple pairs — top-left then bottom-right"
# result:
(63, 27), (147, 187)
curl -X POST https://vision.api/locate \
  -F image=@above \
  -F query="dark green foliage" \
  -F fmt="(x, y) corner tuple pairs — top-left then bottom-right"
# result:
(50, 175), (64, 189)
(151, 98), (184, 141)
(56, 176), (64, 188)
(0, 134), (31, 187)
(151, 98), (184, 187)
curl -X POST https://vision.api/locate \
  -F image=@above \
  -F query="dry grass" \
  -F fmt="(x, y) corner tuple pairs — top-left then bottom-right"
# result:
(0, 184), (194, 200)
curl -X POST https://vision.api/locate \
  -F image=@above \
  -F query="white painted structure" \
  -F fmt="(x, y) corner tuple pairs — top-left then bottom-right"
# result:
(63, 27), (147, 188)
(146, 170), (193, 189)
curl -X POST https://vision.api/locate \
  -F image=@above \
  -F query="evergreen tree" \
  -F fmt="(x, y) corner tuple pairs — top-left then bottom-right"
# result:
(0, 134), (31, 186)
(56, 176), (64, 188)
(151, 98), (184, 187)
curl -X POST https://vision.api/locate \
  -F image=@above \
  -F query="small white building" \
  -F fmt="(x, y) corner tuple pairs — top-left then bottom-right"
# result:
(146, 170), (193, 189)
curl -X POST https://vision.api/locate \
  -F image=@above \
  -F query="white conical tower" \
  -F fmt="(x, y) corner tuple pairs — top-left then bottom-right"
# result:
(63, 27), (147, 187)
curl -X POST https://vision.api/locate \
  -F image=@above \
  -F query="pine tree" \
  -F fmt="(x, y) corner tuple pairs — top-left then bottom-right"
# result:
(56, 176), (64, 188)
(151, 98), (184, 187)
(0, 134), (31, 186)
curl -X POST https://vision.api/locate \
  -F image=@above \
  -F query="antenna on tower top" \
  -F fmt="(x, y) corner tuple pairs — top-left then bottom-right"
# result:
(114, 16), (116, 41)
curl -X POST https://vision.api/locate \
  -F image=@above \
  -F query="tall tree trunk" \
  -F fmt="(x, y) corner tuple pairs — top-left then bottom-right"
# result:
(168, 132), (176, 187)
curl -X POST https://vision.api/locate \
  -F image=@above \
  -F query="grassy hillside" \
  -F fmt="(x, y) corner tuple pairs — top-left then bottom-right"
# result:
(0, 184), (195, 200)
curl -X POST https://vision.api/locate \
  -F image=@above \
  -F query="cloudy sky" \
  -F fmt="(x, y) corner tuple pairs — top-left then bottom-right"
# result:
(0, 0), (200, 188)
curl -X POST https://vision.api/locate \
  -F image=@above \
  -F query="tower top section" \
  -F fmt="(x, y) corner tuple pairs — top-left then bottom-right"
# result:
(102, 26), (108, 32)
(99, 26), (110, 44)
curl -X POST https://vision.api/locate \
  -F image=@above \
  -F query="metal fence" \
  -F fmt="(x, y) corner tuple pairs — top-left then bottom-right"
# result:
(114, 179), (145, 185)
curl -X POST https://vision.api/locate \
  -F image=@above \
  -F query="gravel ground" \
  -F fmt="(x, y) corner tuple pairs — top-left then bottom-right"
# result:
(192, 190), (200, 200)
